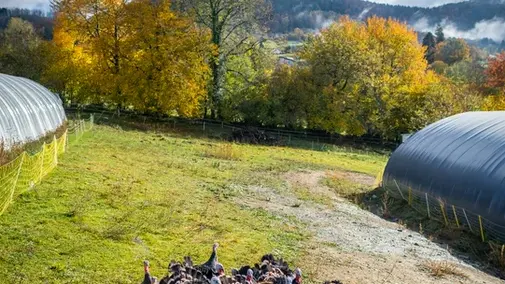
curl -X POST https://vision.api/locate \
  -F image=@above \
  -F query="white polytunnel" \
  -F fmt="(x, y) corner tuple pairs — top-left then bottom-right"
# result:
(0, 73), (66, 149)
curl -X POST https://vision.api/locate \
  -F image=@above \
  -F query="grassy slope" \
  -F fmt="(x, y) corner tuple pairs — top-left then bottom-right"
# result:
(0, 125), (386, 283)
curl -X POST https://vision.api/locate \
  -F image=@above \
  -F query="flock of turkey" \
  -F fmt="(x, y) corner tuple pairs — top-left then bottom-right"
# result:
(141, 244), (342, 284)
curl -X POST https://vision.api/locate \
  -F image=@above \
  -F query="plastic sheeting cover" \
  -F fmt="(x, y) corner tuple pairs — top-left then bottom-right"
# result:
(383, 111), (505, 227)
(0, 73), (66, 148)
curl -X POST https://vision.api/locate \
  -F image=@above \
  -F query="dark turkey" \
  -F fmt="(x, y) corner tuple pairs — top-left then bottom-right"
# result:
(141, 250), (343, 284)
(193, 243), (220, 280)
(142, 260), (158, 284)
(159, 260), (208, 284)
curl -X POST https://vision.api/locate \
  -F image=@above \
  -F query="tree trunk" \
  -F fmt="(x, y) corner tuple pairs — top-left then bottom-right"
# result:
(209, 5), (225, 119)
(210, 54), (226, 119)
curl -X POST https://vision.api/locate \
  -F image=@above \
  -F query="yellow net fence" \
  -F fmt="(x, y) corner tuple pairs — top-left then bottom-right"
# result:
(0, 115), (94, 216)
(386, 178), (505, 243)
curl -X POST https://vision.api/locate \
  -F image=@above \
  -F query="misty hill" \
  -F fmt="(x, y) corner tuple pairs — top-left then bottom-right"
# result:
(270, 0), (505, 41)
(471, 0), (505, 4)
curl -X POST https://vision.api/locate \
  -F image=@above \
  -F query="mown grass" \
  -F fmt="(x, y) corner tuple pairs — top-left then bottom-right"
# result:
(0, 124), (386, 283)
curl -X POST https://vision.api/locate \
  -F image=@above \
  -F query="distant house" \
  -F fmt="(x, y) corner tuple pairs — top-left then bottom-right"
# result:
(278, 56), (297, 66)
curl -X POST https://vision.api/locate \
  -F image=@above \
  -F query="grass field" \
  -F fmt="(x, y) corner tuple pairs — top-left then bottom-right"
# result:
(0, 124), (387, 283)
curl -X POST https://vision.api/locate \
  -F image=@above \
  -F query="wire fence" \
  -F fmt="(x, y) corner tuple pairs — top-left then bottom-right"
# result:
(65, 107), (397, 156)
(0, 115), (94, 216)
(383, 178), (505, 244)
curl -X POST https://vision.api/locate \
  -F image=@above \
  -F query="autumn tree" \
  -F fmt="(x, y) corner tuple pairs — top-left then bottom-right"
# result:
(486, 51), (505, 92)
(422, 32), (436, 64)
(48, 0), (210, 115)
(435, 38), (470, 65)
(54, 0), (130, 106)
(174, 0), (271, 119)
(300, 17), (369, 133)
(0, 17), (44, 80)
(122, 0), (210, 116)
(300, 16), (436, 138)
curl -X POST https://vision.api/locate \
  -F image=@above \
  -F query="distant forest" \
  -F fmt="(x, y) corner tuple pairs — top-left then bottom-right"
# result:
(2, 0), (505, 48)
(270, 0), (505, 32)
(0, 8), (53, 39)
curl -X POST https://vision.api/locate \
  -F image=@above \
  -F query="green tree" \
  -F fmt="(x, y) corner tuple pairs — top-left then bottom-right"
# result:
(0, 17), (44, 80)
(175, 0), (271, 119)
(221, 46), (275, 123)
(422, 32), (436, 64)
(435, 38), (470, 65)
(430, 60), (448, 75)
(435, 24), (445, 44)
(445, 60), (486, 87)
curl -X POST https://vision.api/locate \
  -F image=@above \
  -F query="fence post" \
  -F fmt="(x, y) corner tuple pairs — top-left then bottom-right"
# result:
(64, 129), (69, 152)
(39, 142), (45, 181)
(479, 215), (485, 242)
(452, 205), (460, 228)
(408, 188), (412, 206)
(311, 140), (314, 150)
(203, 121), (206, 131)
(439, 201), (449, 226)
(393, 179), (406, 200)
(54, 135), (58, 166)
(0, 154), (25, 215)
(425, 193), (431, 218)
(64, 130), (68, 153)
(462, 209), (473, 233)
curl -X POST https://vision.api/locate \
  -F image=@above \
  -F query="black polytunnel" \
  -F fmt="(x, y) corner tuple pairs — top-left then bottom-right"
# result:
(383, 111), (505, 241)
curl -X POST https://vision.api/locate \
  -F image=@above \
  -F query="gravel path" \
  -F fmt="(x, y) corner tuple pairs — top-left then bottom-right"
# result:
(235, 170), (503, 284)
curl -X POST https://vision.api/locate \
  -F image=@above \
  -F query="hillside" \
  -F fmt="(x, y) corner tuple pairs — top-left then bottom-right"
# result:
(270, 0), (505, 41)
(2, 1), (505, 42)
(0, 8), (53, 39)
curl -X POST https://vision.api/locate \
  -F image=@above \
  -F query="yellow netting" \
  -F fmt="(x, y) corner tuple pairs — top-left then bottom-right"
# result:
(374, 165), (385, 188)
(0, 116), (93, 216)
(387, 178), (505, 243)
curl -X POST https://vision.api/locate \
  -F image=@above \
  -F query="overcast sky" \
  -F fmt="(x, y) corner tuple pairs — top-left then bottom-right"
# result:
(2, 0), (469, 10)
(1, 0), (50, 11)
(369, 0), (467, 7)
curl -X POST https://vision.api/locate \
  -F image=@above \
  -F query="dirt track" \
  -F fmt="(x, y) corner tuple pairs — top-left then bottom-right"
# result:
(235, 170), (503, 284)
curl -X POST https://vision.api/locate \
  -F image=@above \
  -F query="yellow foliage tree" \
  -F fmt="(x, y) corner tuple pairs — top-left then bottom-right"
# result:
(301, 16), (436, 138)
(123, 0), (210, 116)
(42, 13), (93, 104)
(48, 0), (210, 116)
